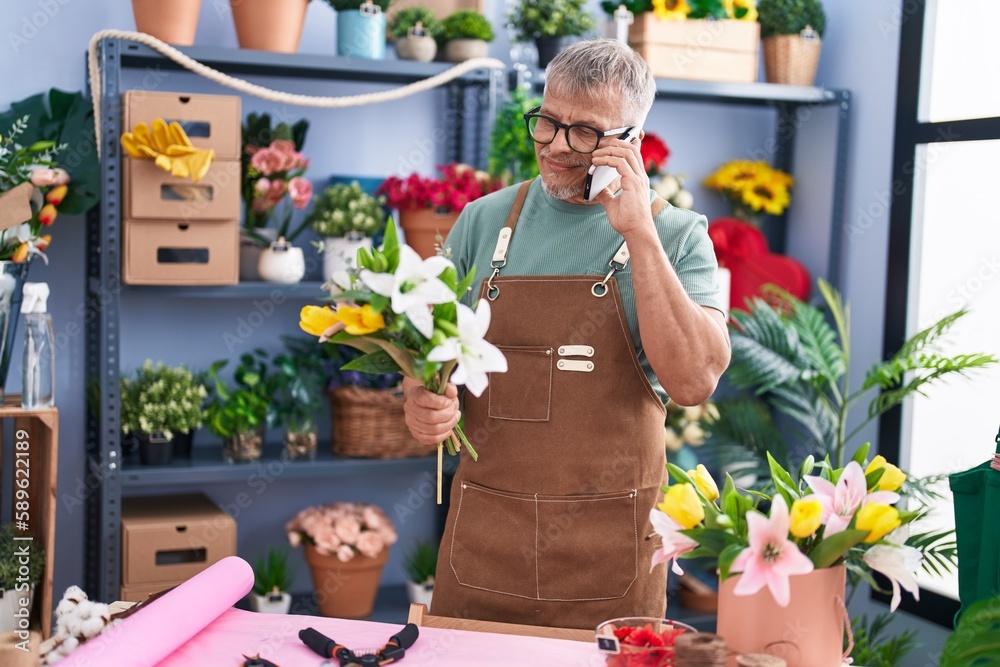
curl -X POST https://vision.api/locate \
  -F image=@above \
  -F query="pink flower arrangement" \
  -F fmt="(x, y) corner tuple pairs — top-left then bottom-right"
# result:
(286, 502), (397, 562)
(376, 163), (503, 214)
(243, 138), (313, 242)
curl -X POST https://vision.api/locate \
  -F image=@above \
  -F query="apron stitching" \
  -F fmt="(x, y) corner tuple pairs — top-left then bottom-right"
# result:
(448, 483), (467, 585)
(487, 348), (554, 422)
(534, 493), (540, 600)
(462, 486), (637, 502)
(445, 582), (632, 602)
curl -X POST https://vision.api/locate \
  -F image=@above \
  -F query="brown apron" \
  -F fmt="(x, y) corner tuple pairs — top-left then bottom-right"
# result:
(432, 180), (670, 630)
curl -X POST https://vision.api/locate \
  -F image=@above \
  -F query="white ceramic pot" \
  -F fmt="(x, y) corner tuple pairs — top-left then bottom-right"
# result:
(395, 35), (437, 62)
(258, 237), (306, 284)
(323, 234), (372, 282)
(405, 579), (434, 608)
(248, 590), (292, 614)
(239, 228), (278, 282)
(444, 38), (487, 62)
(0, 586), (33, 634)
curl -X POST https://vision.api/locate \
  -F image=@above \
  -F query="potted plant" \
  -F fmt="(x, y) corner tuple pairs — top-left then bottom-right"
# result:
(230, 0), (311, 53)
(388, 7), (440, 62)
(0, 523), (44, 634)
(132, 0), (201, 46)
(120, 361), (208, 465)
(205, 350), (272, 463)
(306, 181), (386, 282)
(486, 87), (541, 186)
(324, 0), (392, 59)
(757, 0), (826, 86)
(286, 502), (397, 619)
(250, 547), (295, 614)
(240, 113), (311, 282)
(402, 541), (437, 608)
(270, 337), (327, 461)
(376, 164), (501, 258)
(438, 10), (494, 62)
(506, 0), (596, 68)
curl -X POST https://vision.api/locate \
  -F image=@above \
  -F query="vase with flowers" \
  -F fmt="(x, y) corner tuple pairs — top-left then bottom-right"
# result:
(703, 159), (792, 226)
(376, 164), (502, 258)
(286, 502), (397, 618)
(240, 113), (312, 281)
(306, 181), (386, 283)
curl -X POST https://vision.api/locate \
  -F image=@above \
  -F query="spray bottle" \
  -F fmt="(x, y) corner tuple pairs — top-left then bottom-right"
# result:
(21, 282), (54, 409)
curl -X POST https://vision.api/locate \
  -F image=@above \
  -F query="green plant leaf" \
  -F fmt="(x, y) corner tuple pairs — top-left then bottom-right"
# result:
(718, 542), (745, 581)
(679, 528), (741, 557)
(809, 529), (868, 568)
(851, 442), (871, 467)
(666, 462), (695, 487)
(864, 467), (885, 492)
(767, 451), (800, 505)
(340, 350), (402, 375)
(940, 595), (1000, 667)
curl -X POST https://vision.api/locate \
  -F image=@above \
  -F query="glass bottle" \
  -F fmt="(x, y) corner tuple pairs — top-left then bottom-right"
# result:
(21, 282), (54, 409)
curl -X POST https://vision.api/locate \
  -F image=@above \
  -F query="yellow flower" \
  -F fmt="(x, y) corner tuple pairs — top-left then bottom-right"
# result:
(336, 304), (385, 335)
(865, 455), (906, 492)
(789, 498), (823, 538)
(704, 160), (764, 192)
(299, 305), (340, 337)
(686, 464), (719, 502)
(732, 0), (758, 21)
(741, 174), (791, 215)
(652, 0), (691, 20)
(856, 502), (901, 543)
(658, 483), (705, 529)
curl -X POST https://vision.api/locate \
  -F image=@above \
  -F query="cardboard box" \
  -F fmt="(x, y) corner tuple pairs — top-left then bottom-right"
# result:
(119, 581), (180, 603)
(629, 18), (759, 83)
(121, 494), (237, 585)
(123, 218), (239, 285)
(123, 91), (242, 160)
(123, 158), (241, 222)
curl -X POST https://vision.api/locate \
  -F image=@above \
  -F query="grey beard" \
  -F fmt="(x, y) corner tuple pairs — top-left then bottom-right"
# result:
(540, 174), (584, 201)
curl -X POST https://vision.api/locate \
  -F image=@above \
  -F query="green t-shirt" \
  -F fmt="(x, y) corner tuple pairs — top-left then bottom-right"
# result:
(443, 177), (723, 404)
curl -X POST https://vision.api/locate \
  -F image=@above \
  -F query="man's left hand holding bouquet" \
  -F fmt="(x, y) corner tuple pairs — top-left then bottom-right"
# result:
(299, 221), (507, 502)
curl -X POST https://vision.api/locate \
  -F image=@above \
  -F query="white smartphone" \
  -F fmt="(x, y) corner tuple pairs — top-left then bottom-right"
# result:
(583, 125), (643, 202)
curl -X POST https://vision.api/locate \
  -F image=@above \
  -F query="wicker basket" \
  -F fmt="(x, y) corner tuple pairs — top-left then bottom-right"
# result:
(762, 34), (822, 86)
(328, 385), (430, 459)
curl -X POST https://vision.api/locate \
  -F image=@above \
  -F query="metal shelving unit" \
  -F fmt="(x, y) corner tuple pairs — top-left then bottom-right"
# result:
(515, 67), (852, 289)
(84, 37), (504, 602)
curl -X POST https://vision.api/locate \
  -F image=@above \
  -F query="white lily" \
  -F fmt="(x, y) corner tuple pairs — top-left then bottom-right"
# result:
(649, 507), (699, 575)
(360, 245), (456, 338)
(427, 300), (507, 397)
(863, 527), (922, 612)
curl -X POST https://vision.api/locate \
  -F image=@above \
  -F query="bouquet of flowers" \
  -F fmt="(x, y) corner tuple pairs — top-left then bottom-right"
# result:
(299, 220), (507, 501)
(376, 163), (502, 214)
(286, 502), (397, 562)
(640, 132), (694, 211)
(242, 138), (313, 243)
(703, 159), (793, 223)
(0, 115), (72, 263)
(651, 444), (951, 612)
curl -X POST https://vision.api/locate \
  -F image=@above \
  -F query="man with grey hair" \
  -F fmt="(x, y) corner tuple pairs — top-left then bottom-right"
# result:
(402, 39), (730, 628)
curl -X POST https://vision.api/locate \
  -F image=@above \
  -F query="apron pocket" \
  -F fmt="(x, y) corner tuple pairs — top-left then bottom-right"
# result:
(449, 481), (540, 599)
(535, 489), (638, 601)
(488, 346), (553, 422)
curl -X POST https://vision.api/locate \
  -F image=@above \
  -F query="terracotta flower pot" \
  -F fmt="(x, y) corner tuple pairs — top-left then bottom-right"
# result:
(304, 544), (388, 619)
(397, 209), (460, 259)
(132, 0), (201, 46)
(717, 565), (848, 667)
(230, 0), (309, 53)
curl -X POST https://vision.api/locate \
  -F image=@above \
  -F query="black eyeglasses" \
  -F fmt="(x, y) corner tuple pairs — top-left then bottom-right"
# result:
(522, 106), (633, 154)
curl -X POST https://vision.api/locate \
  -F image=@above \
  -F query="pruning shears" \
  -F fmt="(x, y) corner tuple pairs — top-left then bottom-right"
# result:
(299, 623), (419, 667)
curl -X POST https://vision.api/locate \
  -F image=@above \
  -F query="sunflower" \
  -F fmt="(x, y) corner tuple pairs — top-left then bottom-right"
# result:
(740, 173), (791, 215)
(652, 0), (692, 21)
(730, 0), (757, 21)
(703, 160), (767, 192)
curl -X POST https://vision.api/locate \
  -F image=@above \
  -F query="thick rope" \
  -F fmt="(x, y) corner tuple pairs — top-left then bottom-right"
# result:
(87, 29), (505, 157)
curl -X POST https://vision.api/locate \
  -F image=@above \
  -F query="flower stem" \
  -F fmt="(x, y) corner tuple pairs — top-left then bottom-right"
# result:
(437, 444), (443, 504)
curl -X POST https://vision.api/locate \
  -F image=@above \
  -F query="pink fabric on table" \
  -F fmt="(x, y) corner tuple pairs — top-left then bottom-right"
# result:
(157, 608), (604, 667)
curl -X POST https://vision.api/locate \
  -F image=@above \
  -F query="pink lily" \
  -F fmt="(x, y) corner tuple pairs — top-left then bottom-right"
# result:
(731, 495), (814, 607)
(863, 528), (922, 612)
(649, 508), (698, 575)
(805, 461), (899, 536)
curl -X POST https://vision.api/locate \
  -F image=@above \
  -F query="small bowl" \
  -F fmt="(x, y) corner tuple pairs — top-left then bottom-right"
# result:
(595, 616), (698, 666)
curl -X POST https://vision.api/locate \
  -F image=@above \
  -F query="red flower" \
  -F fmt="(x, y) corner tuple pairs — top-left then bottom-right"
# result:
(604, 622), (688, 667)
(640, 133), (670, 178)
(376, 164), (502, 213)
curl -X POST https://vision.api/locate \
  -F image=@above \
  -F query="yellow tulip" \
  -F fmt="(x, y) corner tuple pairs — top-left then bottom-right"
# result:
(686, 464), (719, 502)
(299, 305), (339, 337)
(657, 483), (704, 529)
(866, 455), (906, 492)
(855, 502), (901, 543)
(789, 498), (823, 538)
(336, 304), (385, 335)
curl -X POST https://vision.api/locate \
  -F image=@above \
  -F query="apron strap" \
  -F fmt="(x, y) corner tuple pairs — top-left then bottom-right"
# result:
(592, 195), (668, 298)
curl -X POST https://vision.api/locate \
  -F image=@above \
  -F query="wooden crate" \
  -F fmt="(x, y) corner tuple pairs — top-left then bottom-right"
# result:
(0, 397), (58, 638)
(629, 17), (760, 83)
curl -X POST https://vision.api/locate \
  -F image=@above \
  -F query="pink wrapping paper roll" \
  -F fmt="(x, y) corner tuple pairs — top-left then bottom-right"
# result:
(64, 556), (254, 667)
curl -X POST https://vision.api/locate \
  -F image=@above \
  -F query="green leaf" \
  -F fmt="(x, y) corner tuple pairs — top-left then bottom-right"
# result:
(718, 542), (745, 581)
(666, 462), (695, 487)
(864, 467), (885, 492)
(457, 266), (477, 296)
(678, 528), (741, 556)
(356, 246), (374, 270)
(383, 216), (400, 253)
(851, 442), (871, 467)
(940, 595), (1000, 667)
(767, 451), (800, 505)
(369, 293), (390, 314)
(809, 529), (868, 568)
(340, 350), (401, 375)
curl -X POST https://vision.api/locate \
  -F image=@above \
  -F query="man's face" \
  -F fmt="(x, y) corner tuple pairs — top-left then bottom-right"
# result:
(534, 90), (624, 204)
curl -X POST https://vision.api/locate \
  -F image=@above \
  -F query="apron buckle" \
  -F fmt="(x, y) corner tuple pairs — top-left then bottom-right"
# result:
(486, 266), (502, 301)
(591, 267), (616, 298)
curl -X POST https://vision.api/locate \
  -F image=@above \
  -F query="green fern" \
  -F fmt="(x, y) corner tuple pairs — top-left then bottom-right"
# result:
(849, 613), (919, 667)
(700, 397), (789, 482)
(940, 596), (1000, 667)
